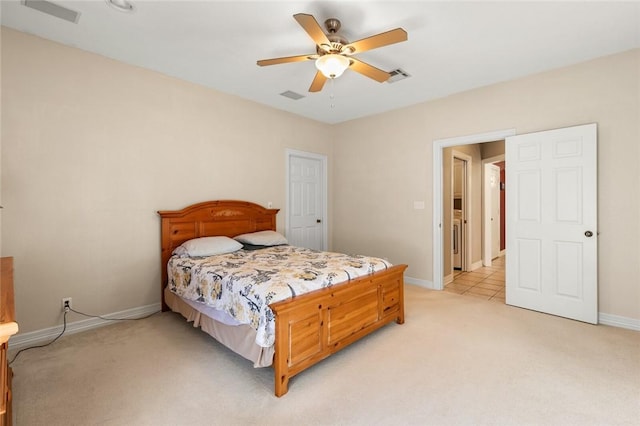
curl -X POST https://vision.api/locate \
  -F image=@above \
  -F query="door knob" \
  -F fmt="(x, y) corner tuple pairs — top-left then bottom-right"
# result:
(316, 219), (322, 223)
(584, 231), (593, 237)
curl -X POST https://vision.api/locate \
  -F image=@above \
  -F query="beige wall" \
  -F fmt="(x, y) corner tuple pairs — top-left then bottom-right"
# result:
(480, 140), (505, 159)
(1, 28), (333, 333)
(2, 27), (639, 333)
(333, 48), (640, 320)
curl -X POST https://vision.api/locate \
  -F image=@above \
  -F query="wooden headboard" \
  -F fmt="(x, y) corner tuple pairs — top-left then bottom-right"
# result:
(157, 200), (279, 310)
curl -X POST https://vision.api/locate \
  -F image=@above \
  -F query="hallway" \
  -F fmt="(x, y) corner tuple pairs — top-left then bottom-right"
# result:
(444, 256), (505, 302)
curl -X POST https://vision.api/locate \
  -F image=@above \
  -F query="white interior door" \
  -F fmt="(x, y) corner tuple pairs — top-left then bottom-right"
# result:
(490, 164), (501, 259)
(483, 162), (501, 265)
(506, 123), (597, 324)
(288, 153), (325, 250)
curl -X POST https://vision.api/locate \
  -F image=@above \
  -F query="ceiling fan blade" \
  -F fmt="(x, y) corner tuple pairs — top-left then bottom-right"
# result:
(349, 58), (391, 82)
(309, 71), (327, 92)
(294, 13), (331, 47)
(257, 54), (317, 67)
(344, 28), (407, 54)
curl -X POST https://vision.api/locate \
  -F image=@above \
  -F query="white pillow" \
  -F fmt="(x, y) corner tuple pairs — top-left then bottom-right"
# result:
(234, 230), (288, 246)
(173, 236), (243, 257)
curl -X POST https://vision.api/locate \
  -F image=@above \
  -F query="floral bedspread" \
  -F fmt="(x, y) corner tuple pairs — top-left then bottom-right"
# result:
(167, 245), (391, 347)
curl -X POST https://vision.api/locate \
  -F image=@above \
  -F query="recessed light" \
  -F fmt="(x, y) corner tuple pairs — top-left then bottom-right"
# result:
(106, 0), (135, 13)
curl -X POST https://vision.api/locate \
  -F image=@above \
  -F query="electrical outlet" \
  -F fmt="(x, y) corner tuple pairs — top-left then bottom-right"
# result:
(61, 297), (72, 313)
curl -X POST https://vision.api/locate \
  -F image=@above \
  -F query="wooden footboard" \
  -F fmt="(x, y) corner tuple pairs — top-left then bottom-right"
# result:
(270, 263), (407, 397)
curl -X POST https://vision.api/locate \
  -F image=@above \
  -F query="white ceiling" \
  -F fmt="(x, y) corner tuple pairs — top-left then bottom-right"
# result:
(2, 1), (639, 124)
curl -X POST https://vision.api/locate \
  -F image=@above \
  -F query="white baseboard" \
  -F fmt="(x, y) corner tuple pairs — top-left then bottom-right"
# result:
(404, 276), (436, 290)
(444, 274), (453, 285)
(598, 312), (640, 331)
(8, 300), (637, 354)
(470, 260), (484, 271)
(8, 303), (161, 352)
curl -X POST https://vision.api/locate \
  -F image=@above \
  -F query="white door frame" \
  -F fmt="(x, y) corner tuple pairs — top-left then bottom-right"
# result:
(452, 151), (472, 273)
(433, 129), (516, 290)
(285, 149), (328, 251)
(482, 154), (505, 266)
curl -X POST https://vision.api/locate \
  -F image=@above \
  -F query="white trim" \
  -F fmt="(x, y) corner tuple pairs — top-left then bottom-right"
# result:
(470, 260), (484, 271)
(285, 149), (328, 251)
(8, 303), (161, 352)
(598, 313), (640, 331)
(444, 274), (454, 285)
(404, 276), (435, 290)
(433, 129), (516, 291)
(481, 154), (505, 164)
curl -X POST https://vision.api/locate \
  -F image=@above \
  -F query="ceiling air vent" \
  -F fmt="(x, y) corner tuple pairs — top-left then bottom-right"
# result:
(280, 90), (305, 101)
(22, 0), (81, 24)
(387, 68), (411, 84)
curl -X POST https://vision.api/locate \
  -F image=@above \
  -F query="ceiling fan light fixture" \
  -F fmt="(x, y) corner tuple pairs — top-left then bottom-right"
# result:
(315, 54), (350, 79)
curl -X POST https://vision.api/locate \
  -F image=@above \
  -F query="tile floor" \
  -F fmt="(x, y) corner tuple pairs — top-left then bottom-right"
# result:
(444, 256), (505, 302)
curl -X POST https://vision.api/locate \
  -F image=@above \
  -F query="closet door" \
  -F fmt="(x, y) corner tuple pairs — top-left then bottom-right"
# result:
(287, 152), (326, 250)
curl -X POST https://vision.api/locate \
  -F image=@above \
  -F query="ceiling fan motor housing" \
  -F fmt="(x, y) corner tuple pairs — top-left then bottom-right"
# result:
(317, 18), (350, 54)
(324, 18), (341, 33)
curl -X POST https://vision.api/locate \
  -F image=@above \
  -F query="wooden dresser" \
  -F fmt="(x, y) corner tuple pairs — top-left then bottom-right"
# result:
(1, 257), (17, 426)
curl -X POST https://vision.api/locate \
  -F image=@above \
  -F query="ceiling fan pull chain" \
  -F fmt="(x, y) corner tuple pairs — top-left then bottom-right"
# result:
(329, 78), (336, 109)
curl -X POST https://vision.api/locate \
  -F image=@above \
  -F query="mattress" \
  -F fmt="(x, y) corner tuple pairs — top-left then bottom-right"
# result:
(167, 245), (392, 348)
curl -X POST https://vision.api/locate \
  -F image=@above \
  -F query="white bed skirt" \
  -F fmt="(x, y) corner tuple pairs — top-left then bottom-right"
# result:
(164, 287), (275, 367)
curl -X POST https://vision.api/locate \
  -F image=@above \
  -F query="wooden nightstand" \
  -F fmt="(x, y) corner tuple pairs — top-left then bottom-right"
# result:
(1, 257), (17, 426)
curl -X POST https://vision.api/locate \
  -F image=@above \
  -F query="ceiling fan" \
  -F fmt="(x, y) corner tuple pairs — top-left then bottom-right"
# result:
(257, 13), (408, 93)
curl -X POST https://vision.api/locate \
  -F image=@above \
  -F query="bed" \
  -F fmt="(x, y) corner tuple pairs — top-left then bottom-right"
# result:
(158, 200), (407, 396)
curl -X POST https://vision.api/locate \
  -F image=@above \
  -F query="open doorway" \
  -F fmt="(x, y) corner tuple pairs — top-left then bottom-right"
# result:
(443, 143), (506, 301)
(431, 128), (515, 294)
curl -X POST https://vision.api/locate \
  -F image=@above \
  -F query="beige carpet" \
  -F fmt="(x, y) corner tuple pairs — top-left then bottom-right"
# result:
(10, 285), (640, 425)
